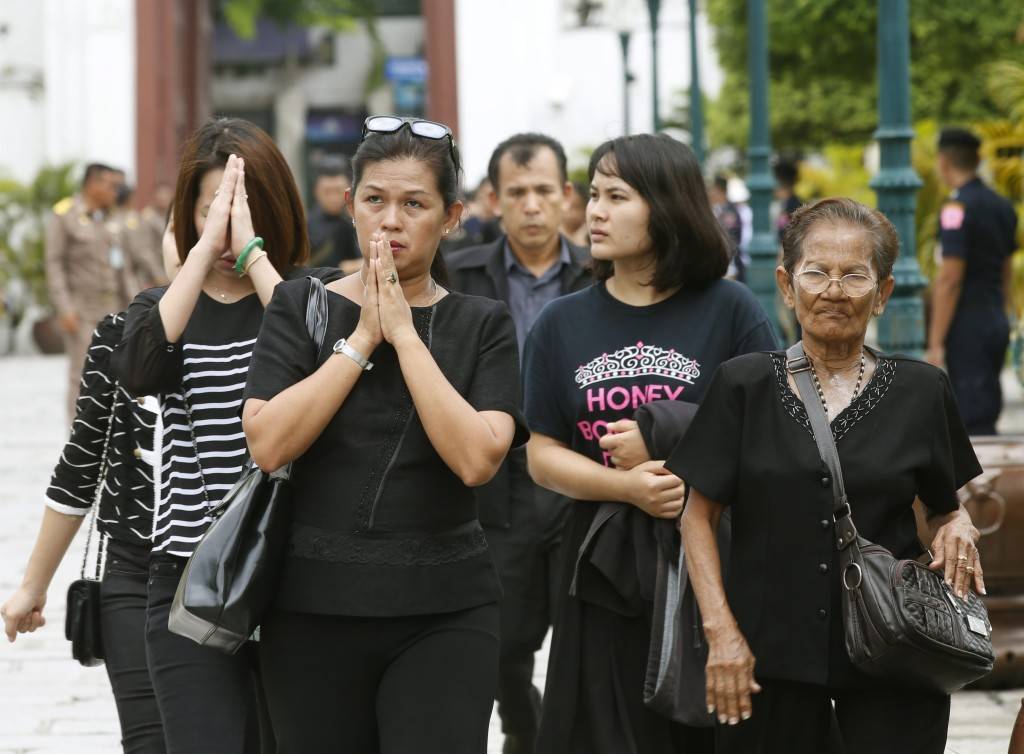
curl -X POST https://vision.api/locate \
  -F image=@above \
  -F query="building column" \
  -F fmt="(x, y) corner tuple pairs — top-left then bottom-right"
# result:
(423, 0), (459, 136)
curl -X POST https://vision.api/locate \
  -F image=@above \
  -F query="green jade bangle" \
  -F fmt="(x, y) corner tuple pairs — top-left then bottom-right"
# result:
(234, 237), (264, 275)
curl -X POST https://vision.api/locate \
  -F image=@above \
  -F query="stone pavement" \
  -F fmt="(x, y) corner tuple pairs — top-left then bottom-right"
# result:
(0, 354), (1018, 753)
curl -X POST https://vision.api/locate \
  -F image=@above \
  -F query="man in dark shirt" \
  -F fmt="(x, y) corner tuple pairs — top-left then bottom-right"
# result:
(774, 158), (803, 242)
(928, 127), (1019, 435)
(447, 134), (590, 754)
(307, 156), (360, 273)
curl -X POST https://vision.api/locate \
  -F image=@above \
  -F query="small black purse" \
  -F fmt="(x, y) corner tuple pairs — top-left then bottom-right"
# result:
(65, 389), (119, 667)
(168, 276), (329, 653)
(787, 342), (994, 693)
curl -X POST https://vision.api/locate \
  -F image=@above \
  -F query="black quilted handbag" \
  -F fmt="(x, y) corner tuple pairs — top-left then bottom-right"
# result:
(64, 388), (119, 667)
(787, 343), (994, 694)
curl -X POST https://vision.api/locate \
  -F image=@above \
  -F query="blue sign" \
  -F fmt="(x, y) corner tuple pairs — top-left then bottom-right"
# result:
(385, 57), (428, 84)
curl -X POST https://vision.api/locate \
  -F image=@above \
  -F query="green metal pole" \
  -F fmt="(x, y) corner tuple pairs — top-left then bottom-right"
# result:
(688, 0), (704, 164)
(746, 0), (780, 339)
(870, 0), (926, 354)
(647, 0), (661, 131)
(619, 31), (632, 135)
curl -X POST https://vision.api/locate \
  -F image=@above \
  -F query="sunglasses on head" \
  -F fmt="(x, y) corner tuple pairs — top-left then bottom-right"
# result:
(361, 115), (458, 165)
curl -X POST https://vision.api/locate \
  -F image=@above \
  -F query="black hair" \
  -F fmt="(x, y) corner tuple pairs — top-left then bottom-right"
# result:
(82, 163), (116, 187)
(938, 127), (981, 171)
(773, 159), (799, 188)
(588, 133), (730, 292)
(712, 174), (729, 193)
(314, 154), (353, 184)
(116, 183), (134, 207)
(571, 181), (588, 201)
(487, 133), (568, 192)
(352, 125), (462, 285)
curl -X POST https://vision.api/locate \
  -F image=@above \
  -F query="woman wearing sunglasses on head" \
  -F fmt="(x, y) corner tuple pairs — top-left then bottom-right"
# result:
(241, 116), (527, 753)
(112, 118), (342, 753)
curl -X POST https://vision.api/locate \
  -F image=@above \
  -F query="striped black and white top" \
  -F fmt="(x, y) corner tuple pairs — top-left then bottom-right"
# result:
(115, 289), (264, 557)
(46, 312), (159, 546)
(113, 269), (342, 557)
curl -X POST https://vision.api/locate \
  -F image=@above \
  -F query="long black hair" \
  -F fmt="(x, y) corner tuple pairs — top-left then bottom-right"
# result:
(588, 134), (729, 291)
(351, 127), (461, 285)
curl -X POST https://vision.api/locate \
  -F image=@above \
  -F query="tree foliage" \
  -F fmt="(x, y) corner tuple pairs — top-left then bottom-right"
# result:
(704, 0), (1024, 150)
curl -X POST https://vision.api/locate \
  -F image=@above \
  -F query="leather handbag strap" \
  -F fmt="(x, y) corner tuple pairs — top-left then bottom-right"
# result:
(785, 343), (859, 554)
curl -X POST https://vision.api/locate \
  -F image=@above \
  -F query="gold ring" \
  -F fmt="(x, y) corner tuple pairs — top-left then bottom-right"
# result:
(957, 555), (969, 561)
(966, 566), (976, 574)
(386, 272), (398, 284)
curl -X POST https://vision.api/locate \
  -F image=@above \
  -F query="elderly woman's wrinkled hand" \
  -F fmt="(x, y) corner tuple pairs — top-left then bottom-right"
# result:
(704, 623), (761, 725)
(929, 507), (985, 599)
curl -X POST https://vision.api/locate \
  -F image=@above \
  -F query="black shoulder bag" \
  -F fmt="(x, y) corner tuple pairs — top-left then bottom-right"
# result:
(168, 276), (329, 654)
(786, 342), (994, 693)
(65, 387), (120, 667)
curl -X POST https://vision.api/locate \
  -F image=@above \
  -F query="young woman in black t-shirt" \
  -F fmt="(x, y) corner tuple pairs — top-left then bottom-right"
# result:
(242, 118), (526, 753)
(523, 134), (777, 754)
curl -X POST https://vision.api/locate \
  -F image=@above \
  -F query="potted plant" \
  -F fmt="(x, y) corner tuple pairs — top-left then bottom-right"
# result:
(0, 163), (78, 354)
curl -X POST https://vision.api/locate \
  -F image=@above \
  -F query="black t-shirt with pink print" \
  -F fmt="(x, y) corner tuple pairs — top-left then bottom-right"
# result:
(524, 278), (777, 468)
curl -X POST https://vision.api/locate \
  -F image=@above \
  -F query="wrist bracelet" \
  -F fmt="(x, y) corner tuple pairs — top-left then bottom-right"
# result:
(234, 236), (264, 274)
(241, 248), (268, 276)
(332, 338), (373, 371)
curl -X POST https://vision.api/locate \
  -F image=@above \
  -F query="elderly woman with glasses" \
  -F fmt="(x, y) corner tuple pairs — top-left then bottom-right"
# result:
(669, 198), (984, 754)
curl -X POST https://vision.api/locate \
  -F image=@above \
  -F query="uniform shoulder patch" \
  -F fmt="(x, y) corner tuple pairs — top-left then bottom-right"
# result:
(52, 197), (73, 216)
(940, 201), (965, 231)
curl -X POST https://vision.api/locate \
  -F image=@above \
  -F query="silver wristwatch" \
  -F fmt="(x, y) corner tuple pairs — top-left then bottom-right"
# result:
(332, 338), (373, 371)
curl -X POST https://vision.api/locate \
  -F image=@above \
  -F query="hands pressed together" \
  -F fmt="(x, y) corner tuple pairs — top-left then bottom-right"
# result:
(351, 232), (421, 353)
(194, 153), (257, 267)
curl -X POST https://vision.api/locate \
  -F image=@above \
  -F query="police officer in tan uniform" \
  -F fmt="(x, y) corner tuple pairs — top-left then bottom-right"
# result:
(45, 163), (135, 419)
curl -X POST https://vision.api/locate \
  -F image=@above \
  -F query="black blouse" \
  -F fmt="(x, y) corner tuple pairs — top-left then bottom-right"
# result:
(243, 279), (528, 617)
(668, 351), (982, 688)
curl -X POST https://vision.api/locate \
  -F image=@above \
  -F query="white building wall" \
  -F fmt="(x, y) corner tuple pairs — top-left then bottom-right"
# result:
(455, 0), (723, 184)
(43, 0), (136, 180)
(0, 3), (47, 183)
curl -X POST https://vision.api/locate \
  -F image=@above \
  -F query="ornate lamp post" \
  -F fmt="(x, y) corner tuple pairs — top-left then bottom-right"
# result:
(688, 0), (705, 164)
(646, 0), (662, 131)
(745, 0), (780, 338)
(871, 0), (926, 354)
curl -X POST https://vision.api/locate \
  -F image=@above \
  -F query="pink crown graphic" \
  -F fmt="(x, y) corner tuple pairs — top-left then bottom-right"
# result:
(574, 342), (701, 388)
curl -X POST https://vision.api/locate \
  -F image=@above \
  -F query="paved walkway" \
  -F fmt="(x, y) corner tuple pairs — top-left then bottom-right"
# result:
(0, 355), (1018, 752)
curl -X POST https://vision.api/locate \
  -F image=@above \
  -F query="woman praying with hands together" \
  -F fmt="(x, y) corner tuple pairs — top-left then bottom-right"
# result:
(241, 117), (527, 754)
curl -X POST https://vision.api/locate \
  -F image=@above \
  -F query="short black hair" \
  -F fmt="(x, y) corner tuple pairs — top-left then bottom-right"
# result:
(313, 155), (353, 184)
(487, 133), (568, 192)
(773, 159), (799, 188)
(571, 181), (588, 201)
(938, 127), (981, 171)
(712, 174), (729, 193)
(588, 134), (730, 292)
(83, 163), (117, 187)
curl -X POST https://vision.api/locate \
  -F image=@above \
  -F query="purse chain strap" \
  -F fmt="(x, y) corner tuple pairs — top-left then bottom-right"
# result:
(80, 385), (121, 581)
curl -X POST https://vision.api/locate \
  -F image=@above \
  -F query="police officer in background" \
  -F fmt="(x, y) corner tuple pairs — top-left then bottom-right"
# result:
(45, 163), (135, 419)
(928, 127), (1019, 434)
(447, 133), (591, 754)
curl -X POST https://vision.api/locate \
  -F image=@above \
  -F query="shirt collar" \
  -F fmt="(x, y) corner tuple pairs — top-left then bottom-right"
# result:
(503, 236), (572, 277)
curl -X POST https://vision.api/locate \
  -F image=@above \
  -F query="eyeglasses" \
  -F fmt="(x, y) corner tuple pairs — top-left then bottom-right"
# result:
(795, 269), (877, 298)
(361, 115), (458, 165)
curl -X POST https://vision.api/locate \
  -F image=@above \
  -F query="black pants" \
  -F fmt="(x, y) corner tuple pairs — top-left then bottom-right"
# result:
(485, 492), (568, 751)
(259, 603), (500, 754)
(714, 678), (950, 754)
(947, 308), (1009, 436)
(101, 539), (165, 753)
(145, 555), (272, 754)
